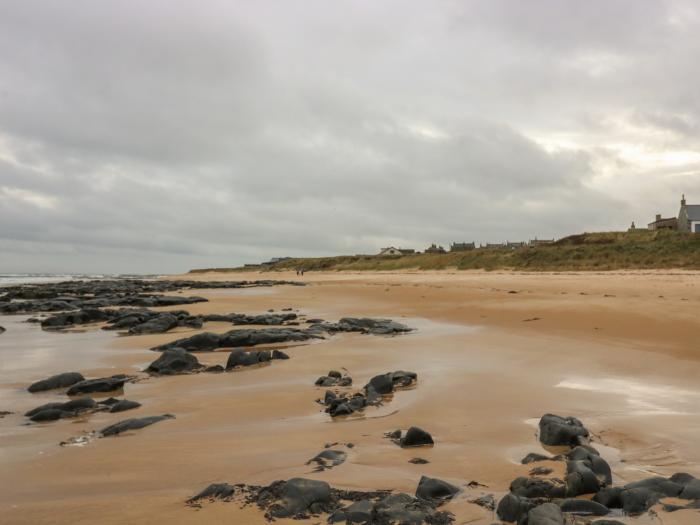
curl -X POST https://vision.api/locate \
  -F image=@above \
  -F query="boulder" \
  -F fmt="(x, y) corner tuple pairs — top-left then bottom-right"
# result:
(267, 478), (333, 518)
(559, 498), (610, 516)
(415, 476), (460, 503)
(225, 349), (272, 369)
(28, 372), (85, 393)
(25, 397), (97, 422)
(328, 500), (373, 523)
(539, 414), (589, 446)
(510, 477), (566, 499)
(128, 313), (180, 334)
(525, 502), (564, 525)
(497, 493), (536, 522)
(0, 326), (5, 334)
(521, 453), (555, 464)
(272, 350), (290, 359)
(145, 348), (203, 375)
(372, 493), (445, 524)
(100, 414), (175, 437)
(400, 427), (434, 447)
(67, 375), (130, 396)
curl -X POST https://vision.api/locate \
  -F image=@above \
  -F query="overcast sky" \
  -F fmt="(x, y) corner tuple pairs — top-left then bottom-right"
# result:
(1, 0), (699, 274)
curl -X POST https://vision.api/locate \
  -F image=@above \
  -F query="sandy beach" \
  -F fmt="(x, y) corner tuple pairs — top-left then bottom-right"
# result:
(1, 270), (700, 524)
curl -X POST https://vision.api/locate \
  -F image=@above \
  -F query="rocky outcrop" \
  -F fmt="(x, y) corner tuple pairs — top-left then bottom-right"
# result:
(152, 328), (320, 352)
(99, 414), (175, 437)
(28, 372), (85, 393)
(145, 349), (203, 375)
(188, 478), (454, 524)
(415, 476), (460, 503)
(66, 374), (132, 396)
(202, 312), (298, 325)
(315, 370), (352, 387)
(308, 317), (412, 335)
(25, 398), (97, 422)
(539, 413), (589, 446)
(226, 349), (272, 369)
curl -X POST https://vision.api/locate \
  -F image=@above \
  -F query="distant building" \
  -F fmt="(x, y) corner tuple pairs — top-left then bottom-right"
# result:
(629, 221), (637, 231)
(529, 238), (554, 246)
(398, 248), (416, 255)
(485, 242), (506, 249)
(378, 247), (403, 256)
(506, 241), (525, 249)
(678, 194), (700, 233)
(261, 257), (293, 265)
(425, 243), (446, 254)
(450, 242), (475, 252)
(648, 213), (678, 231)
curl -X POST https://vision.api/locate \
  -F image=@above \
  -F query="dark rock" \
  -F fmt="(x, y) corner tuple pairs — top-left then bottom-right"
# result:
(559, 498), (609, 516)
(127, 313), (180, 334)
(204, 365), (225, 373)
(226, 349), (272, 369)
(272, 350), (289, 359)
(153, 332), (222, 352)
(510, 477), (566, 499)
(26, 397), (97, 422)
(315, 371), (352, 387)
(328, 499), (373, 523)
(409, 458), (430, 464)
(470, 494), (496, 511)
(565, 450), (611, 497)
(108, 399), (141, 413)
(100, 414), (175, 437)
(373, 492), (451, 524)
(187, 483), (236, 503)
(526, 502), (564, 525)
(267, 478), (333, 518)
(521, 453), (554, 464)
(314, 317), (413, 335)
(306, 449), (347, 471)
(0, 326), (4, 334)
(415, 476), (460, 503)
(145, 348), (203, 375)
(40, 308), (113, 329)
(538, 414), (589, 446)
(400, 427), (434, 447)
(496, 493), (536, 522)
(589, 521), (625, 525)
(67, 375), (130, 396)
(28, 372), (85, 393)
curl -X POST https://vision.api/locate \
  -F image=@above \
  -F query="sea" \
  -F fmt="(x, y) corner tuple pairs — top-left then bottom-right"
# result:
(0, 273), (161, 286)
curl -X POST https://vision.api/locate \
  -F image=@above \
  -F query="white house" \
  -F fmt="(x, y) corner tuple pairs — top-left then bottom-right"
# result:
(678, 195), (700, 233)
(378, 247), (403, 256)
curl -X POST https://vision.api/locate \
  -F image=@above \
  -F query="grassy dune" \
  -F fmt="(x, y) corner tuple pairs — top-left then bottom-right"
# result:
(190, 230), (700, 273)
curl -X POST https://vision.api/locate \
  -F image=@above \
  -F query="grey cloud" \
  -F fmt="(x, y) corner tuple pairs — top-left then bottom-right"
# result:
(0, 0), (698, 273)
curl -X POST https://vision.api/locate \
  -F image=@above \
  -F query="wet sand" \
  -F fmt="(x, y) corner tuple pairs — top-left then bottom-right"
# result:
(1, 270), (700, 524)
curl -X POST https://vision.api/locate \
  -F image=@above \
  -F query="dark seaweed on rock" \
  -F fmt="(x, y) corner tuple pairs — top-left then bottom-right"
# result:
(308, 317), (413, 336)
(152, 328), (321, 352)
(145, 348), (204, 375)
(66, 374), (134, 396)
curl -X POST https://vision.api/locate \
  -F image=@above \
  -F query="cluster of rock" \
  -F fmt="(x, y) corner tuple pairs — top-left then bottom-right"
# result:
(308, 317), (413, 336)
(321, 370), (418, 417)
(152, 328), (321, 352)
(144, 347), (290, 376)
(38, 309), (303, 334)
(0, 278), (304, 315)
(187, 477), (455, 524)
(25, 397), (141, 422)
(315, 370), (352, 387)
(496, 413), (700, 524)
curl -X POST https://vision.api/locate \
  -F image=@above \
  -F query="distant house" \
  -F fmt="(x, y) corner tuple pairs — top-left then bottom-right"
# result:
(398, 248), (416, 255)
(506, 241), (525, 249)
(450, 242), (475, 252)
(647, 214), (678, 231)
(485, 242), (506, 249)
(678, 194), (700, 233)
(261, 257), (293, 266)
(378, 247), (403, 256)
(529, 238), (554, 246)
(425, 243), (446, 254)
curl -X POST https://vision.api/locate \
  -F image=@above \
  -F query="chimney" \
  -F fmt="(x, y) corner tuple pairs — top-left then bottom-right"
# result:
(681, 194), (686, 206)
(656, 214), (661, 222)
